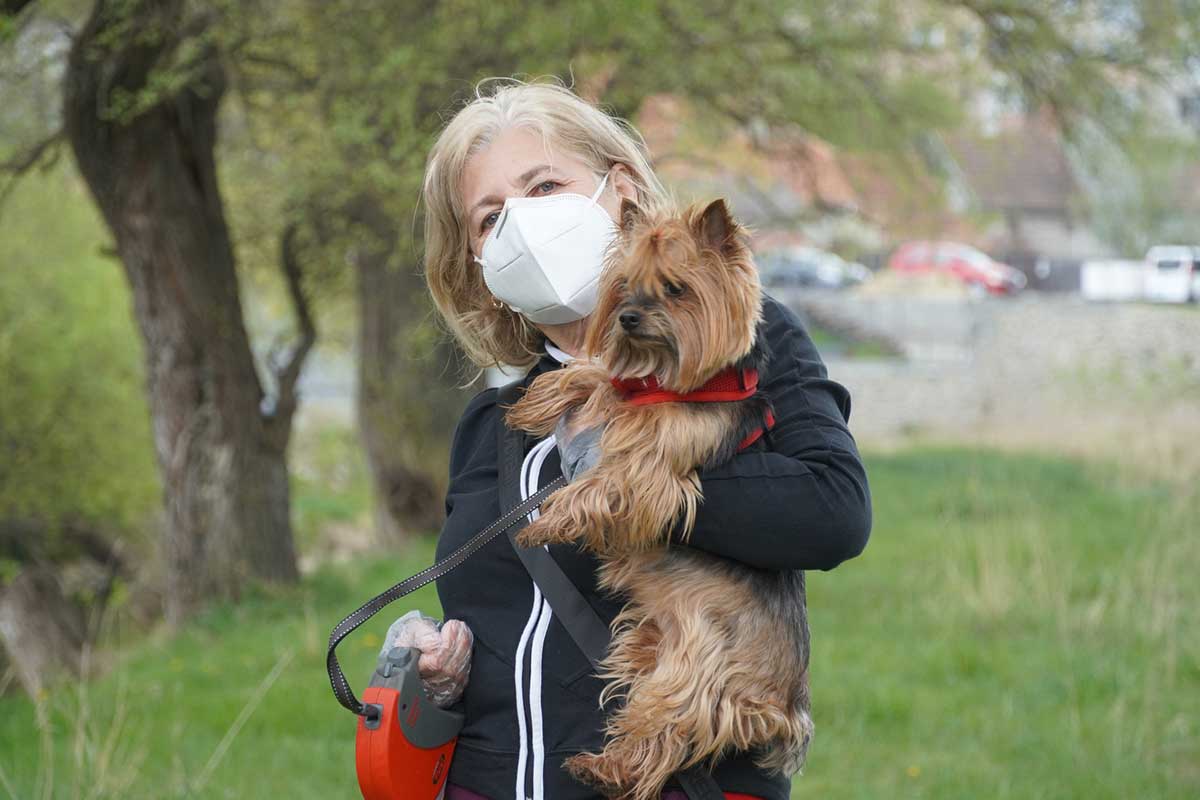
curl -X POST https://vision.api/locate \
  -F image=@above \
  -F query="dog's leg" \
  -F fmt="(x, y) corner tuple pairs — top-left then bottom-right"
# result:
(515, 468), (615, 549)
(503, 361), (609, 437)
(574, 556), (814, 799)
(592, 405), (732, 552)
(519, 399), (735, 553)
(611, 464), (701, 554)
(562, 557), (684, 799)
(564, 617), (692, 800)
(516, 461), (691, 554)
(574, 633), (791, 800)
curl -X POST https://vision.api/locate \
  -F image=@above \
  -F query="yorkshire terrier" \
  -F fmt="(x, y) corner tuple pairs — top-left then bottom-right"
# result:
(503, 197), (813, 800)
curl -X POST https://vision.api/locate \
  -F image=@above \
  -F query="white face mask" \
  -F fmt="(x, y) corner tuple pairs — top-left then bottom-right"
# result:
(473, 169), (617, 325)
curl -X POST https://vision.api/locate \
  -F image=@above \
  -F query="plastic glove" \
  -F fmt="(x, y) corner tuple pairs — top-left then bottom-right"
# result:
(554, 407), (605, 483)
(381, 609), (474, 708)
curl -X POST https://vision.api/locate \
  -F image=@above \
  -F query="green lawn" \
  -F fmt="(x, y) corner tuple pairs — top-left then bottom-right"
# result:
(1, 448), (1195, 799)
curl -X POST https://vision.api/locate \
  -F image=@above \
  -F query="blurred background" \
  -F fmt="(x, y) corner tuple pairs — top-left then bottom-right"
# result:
(0, 0), (1197, 797)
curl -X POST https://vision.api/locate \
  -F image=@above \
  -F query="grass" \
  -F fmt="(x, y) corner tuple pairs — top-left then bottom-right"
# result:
(1, 447), (1196, 799)
(0, 545), (440, 800)
(798, 448), (1198, 798)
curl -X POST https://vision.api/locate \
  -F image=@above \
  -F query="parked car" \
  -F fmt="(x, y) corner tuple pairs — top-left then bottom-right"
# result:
(1082, 245), (1200, 303)
(1144, 245), (1200, 303)
(887, 241), (1027, 295)
(756, 246), (871, 289)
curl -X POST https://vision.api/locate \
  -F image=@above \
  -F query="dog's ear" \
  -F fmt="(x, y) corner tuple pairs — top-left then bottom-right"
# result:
(695, 198), (738, 256)
(619, 197), (643, 233)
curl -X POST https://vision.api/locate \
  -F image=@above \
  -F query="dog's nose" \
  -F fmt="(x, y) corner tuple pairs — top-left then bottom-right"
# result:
(619, 310), (641, 331)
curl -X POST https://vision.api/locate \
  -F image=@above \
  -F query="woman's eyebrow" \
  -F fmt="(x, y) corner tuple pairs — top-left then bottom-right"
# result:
(468, 164), (555, 219)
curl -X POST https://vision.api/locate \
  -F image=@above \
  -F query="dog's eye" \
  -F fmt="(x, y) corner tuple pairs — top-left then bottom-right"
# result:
(664, 281), (685, 297)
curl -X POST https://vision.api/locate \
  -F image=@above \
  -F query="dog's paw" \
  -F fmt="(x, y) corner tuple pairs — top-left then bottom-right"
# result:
(563, 752), (630, 798)
(515, 516), (571, 548)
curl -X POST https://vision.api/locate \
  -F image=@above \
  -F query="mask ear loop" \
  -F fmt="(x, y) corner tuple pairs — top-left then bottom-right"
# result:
(589, 167), (612, 205)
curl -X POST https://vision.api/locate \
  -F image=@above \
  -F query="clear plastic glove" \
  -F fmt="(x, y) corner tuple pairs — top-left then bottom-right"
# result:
(381, 609), (474, 708)
(554, 407), (605, 483)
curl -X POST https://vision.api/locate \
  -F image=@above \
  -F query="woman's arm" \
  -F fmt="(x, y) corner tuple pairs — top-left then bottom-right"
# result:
(670, 294), (873, 571)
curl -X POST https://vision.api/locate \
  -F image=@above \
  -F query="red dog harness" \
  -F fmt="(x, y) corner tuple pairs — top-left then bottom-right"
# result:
(611, 366), (776, 451)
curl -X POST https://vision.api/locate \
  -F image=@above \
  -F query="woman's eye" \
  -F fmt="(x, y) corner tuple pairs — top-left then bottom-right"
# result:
(664, 281), (685, 297)
(533, 179), (561, 195)
(480, 211), (499, 233)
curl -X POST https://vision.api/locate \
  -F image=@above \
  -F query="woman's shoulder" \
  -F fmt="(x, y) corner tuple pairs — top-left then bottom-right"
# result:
(463, 383), (502, 418)
(761, 290), (801, 330)
(759, 291), (827, 375)
(447, 384), (504, 479)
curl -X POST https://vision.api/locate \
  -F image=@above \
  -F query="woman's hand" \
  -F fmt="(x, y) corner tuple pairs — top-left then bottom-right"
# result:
(382, 610), (474, 708)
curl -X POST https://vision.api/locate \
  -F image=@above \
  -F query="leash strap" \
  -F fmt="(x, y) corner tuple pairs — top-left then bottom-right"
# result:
(495, 378), (726, 800)
(496, 381), (613, 665)
(325, 472), (567, 716)
(676, 769), (730, 800)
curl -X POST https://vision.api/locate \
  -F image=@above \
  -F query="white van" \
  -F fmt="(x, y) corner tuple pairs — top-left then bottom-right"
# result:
(1144, 246), (1200, 303)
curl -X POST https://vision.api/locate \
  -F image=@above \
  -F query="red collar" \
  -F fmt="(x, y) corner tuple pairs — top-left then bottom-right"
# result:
(610, 366), (761, 406)
(610, 366), (775, 451)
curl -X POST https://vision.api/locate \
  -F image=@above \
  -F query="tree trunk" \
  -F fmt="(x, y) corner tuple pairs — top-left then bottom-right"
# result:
(0, 566), (85, 698)
(350, 195), (468, 546)
(62, 0), (300, 624)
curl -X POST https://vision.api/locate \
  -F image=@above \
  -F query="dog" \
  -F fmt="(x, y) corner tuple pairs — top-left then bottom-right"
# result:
(502, 197), (812, 800)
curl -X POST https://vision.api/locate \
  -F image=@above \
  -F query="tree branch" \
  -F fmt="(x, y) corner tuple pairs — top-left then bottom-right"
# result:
(265, 221), (316, 434)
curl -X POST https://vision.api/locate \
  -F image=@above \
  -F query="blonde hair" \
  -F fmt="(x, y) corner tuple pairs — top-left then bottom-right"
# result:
(421, 76), (671, 370)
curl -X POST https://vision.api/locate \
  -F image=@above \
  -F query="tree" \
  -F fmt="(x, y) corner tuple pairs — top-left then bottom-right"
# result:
(47, 0), (310, 624)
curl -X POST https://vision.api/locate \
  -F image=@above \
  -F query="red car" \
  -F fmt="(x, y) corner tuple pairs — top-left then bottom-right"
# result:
(887, 241), (1027, 295)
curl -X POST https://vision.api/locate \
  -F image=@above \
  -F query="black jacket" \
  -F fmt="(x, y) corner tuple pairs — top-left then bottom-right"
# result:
(434, 294), (872, 799)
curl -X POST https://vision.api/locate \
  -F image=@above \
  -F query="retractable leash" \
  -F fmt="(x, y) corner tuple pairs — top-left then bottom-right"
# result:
(326, 475), (566, 800)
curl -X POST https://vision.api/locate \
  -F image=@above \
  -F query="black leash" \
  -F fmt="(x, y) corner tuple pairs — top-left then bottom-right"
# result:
(325, 473), (567, 717)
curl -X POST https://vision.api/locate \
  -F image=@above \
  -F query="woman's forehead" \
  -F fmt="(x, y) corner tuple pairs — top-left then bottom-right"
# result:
(461, 127), (588, 209)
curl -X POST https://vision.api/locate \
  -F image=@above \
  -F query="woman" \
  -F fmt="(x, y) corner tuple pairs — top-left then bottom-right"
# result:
(399, 77), (872, 800)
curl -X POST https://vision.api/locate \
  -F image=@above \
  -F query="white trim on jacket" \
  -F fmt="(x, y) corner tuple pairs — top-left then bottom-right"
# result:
(512, 341), (574, 800)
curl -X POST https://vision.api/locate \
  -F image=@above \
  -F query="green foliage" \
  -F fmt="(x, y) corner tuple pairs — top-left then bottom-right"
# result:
(1, 447), (1197, 797)
(0, 167), (159, 560)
